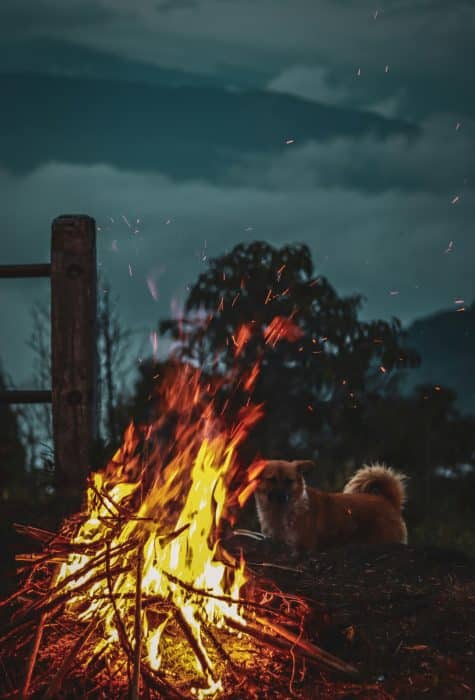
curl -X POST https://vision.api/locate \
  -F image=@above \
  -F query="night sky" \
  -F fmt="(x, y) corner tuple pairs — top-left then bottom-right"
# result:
(1, 1), (474, 387)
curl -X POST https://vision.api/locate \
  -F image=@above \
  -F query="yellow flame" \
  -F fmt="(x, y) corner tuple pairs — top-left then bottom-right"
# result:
(55, 432), (247, 694)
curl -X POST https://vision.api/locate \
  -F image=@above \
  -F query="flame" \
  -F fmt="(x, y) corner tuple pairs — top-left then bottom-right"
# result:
(54, 362), (262, 695)
(263, 315), (304, 347)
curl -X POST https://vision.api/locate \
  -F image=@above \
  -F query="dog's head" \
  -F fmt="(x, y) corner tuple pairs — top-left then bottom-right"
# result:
(255, 460), (315, 507)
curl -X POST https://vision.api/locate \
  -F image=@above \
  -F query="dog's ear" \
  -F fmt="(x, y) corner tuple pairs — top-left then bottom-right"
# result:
(262, 460), (280, 477)
(293, 460), (315, 474)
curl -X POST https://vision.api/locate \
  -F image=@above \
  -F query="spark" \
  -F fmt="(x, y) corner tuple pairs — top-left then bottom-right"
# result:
(128, 264), (134, 277)
(285, 137), (295, 145)
(455, 122), (462, 131)
(243, 362), (260, 392)
(380, 366), (387, 374)
(385, 64), (390, 73)
(389, 290), (400, 296)
(150, 331), (158, 357)
(444, 240), (454, 254)
(165, 218), (172, 225)
(356, 67), (361, 77)
(451, 195), (460, 205)
(264, 289), (273, 305)
(146, 276), (159, 301)
(454, 299), (464, 305)
(456, 307), (466, 313)
(232, 324), (252, 356)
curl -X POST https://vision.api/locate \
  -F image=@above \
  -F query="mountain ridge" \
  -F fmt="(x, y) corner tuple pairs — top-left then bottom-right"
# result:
(0, 71), (419, 182)
(403, 301), (475, 415)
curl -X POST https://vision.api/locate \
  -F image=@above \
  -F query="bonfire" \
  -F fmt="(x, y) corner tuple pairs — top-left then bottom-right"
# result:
(0, 319), (356, 698)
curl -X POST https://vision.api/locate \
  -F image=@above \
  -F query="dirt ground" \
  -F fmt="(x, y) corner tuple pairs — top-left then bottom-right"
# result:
(227, 536), (475, 699)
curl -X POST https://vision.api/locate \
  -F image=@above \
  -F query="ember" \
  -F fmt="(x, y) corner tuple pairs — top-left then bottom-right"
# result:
(0, 321), (356, 698)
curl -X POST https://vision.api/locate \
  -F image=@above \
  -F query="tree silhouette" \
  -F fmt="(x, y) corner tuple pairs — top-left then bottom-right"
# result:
(159, 241), (420, 467)
(347, 384), (475, 546)
(0, 371), (26, 498)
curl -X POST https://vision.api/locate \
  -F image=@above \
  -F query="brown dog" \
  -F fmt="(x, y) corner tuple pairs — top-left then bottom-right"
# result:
(254, 460), (407, 554)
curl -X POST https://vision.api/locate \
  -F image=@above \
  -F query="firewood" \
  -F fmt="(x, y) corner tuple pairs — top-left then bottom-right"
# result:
(130, 543), (144, 700)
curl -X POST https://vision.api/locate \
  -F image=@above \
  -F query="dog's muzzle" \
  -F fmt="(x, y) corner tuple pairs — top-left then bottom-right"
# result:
(268, 490), (290, 505)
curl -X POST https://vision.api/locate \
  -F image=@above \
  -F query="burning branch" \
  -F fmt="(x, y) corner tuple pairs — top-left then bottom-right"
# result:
(131, 543), (144, 700)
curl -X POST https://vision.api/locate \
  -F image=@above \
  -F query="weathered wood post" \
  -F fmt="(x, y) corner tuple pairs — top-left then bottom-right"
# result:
(51, 215), (98, 507)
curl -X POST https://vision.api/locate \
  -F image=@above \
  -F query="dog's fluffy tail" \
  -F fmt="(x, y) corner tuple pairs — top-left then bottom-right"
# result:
(343, 463), (407, 511)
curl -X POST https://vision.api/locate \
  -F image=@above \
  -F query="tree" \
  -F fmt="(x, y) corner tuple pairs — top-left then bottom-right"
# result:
(0, 370), (26, 498)
(97, 283), (134, 449)
(159, 241), (420, 470)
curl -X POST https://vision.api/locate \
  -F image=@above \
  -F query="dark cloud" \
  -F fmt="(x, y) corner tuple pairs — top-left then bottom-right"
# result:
(2, 1), (474, 119)
(0, 72), (417, 182)
(155, 0), (198, 12)
(0, 1), (116, 38)
(226, 116), (474, 195)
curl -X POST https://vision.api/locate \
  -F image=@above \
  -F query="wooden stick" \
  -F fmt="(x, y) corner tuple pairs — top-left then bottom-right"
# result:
(255, 615), (358, 675)
(43, 619), (96, 699)
(20, 609), (47, 699)
(19, 562), (62, 700)
(105, 542), (133, 659)
(130, 543), (143, 700)
(157, 569), (300, 621)
(174, 607), (214, 680)
(225, 616), (358, 677)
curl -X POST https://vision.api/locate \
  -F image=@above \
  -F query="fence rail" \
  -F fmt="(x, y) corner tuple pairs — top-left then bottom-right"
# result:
(0, 390), (52, 404)
(0, 264), (51, 278)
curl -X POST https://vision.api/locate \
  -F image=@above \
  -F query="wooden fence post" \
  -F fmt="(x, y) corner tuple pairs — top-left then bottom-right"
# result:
(51, 215), (98, 504)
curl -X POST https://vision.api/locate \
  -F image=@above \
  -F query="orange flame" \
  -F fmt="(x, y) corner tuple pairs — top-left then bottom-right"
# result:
(263, 315), (304, 347)
(54, 362), (262, 695)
